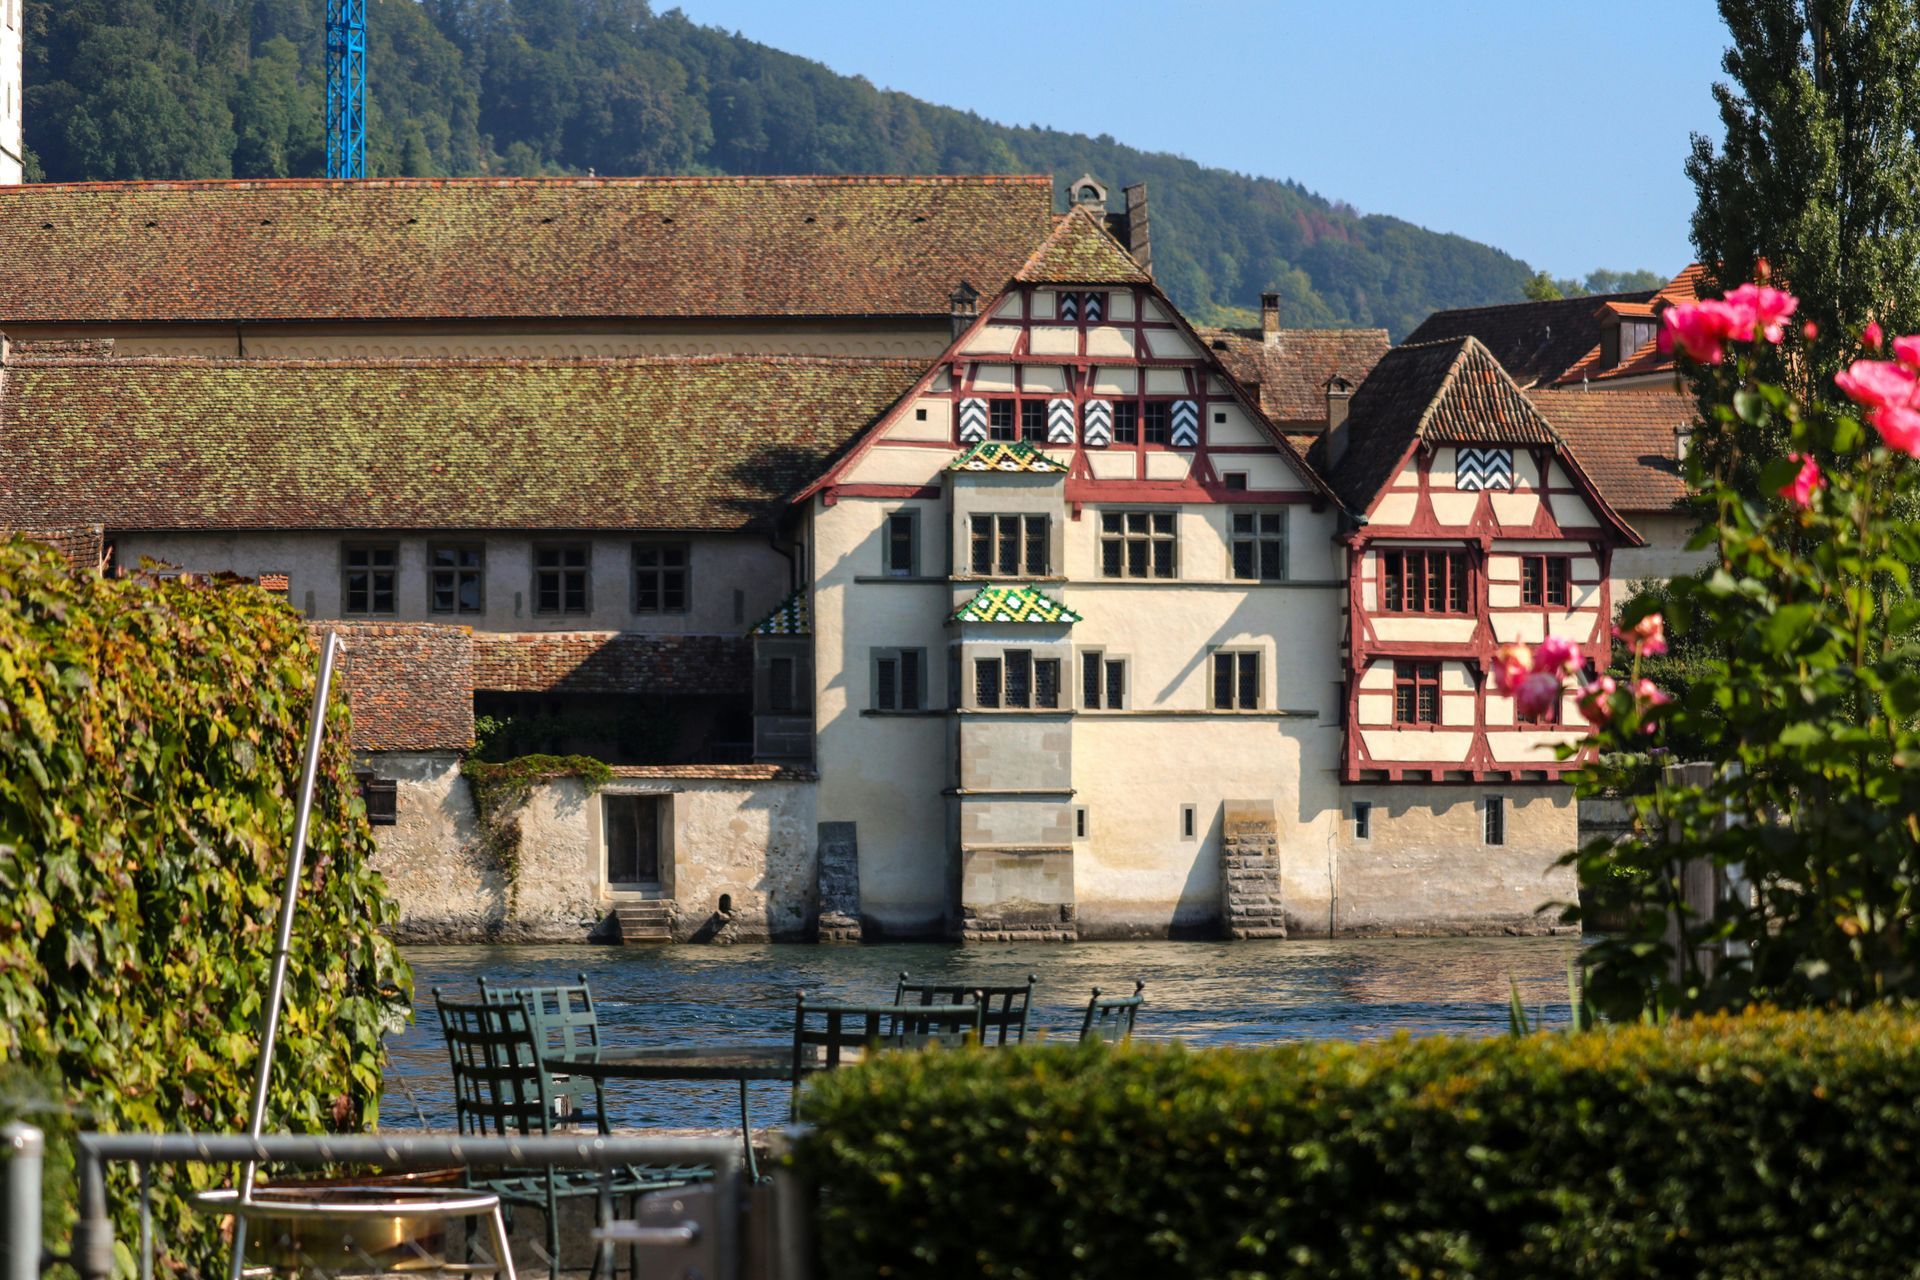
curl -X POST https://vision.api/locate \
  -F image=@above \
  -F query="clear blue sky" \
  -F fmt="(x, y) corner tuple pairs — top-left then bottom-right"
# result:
(664, 0), (1733, 279)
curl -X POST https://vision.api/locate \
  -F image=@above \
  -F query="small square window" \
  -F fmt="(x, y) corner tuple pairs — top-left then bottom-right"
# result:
(1213, 411), (1227, 424)
(1352, 801), (1372, 841)
(915, 407), (929, 421)
(873, 649), (924, 712)
(1223, 472), (1248, 491)
(1113, 401), (1139, 444)
(1180, 804), (1197, 840)
(430, 544), (485, 615)
(341, 544), (397, 616)
(1074, 806), (1089, 840)
(1144, 400), (1172, 445)
(1484, 796), (1507, 846)
(632, 542), (689, 613)
(989, 398), (1017, 441)
(1020, 400), (1048, 442)
(536, 544), (592, 615)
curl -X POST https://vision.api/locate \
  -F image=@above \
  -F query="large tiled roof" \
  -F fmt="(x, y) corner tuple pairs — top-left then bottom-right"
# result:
(1554, 265), (1706, 386)
(0, 353), (921, 531)
(1404, 290), (1657, 388)
(1202, 327), (1391, 429)
(1325, 335), (1563, 513)
(1014, 205), (1153, 285)
(0, 176), (1057, 323)
(1528, 389), (1693, 513)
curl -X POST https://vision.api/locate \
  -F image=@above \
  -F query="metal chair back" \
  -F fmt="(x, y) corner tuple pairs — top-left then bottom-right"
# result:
(434, 989), (557, 1139)
(893, 972), (1037, 1045)
(478, 973), (605, 1130)
(1078, 980), (1146, 1044)
(789, 994), (983, 1113)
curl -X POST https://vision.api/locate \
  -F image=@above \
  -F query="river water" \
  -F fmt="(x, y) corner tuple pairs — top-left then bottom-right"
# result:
(383, 936), (1582, 1131)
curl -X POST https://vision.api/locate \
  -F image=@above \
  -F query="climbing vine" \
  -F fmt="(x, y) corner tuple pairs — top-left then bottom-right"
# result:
(461, 754), (613, 913)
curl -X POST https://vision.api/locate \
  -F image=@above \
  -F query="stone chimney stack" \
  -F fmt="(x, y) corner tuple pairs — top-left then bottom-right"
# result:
(1261, 293), (1281, 349)
(949, 281), (980, 341)
(1324, 374), (1357, 466)
(1122, 182), (1152, 275)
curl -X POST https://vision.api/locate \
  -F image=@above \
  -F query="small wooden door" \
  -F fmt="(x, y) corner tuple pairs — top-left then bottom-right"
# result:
(605, 794), (662, 885)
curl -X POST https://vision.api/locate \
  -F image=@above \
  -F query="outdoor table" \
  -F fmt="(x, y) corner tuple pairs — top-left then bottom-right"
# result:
(543, 1044), (789, 1181)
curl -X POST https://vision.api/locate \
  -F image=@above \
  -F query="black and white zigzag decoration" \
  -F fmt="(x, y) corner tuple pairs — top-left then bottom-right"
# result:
(1084, 293), (1104, 323)
(1058, 292), (1079, 323)
(958, 397), (989, 444)
(1047, 398), (1077, 444)
(1082, 399), (1114, 447)
(1455, 446), (1514, 491)
(1170, 399), (1200, 447)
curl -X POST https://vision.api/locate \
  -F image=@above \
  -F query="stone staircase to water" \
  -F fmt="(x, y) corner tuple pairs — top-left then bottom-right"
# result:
(612, 900), (673, 945)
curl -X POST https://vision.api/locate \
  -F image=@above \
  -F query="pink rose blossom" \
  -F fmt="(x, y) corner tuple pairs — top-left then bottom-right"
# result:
(1632, 679), (1671, 708)
(1865, 321), (1885, 351)
(1491, 643), (1533, 694)
(1533, 635), (1582, 675)
(1803, 320), (1820, 341)
(1778, 454), (1823, 509)
(1835, 359), (1920, 412)
(1514, 671), (1563, 721)
(1576, 675), (1617, 730)
(1662, 300), (1744, 364)
(1722, 283), (1799, 343)
(1873, 404), (1920, 457)
(1894, 334), (1920, 370)
(1615, 613), (1668, 658)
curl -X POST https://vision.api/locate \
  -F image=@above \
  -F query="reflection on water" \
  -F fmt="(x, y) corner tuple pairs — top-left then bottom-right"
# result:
(385, 936), (1582, 1131)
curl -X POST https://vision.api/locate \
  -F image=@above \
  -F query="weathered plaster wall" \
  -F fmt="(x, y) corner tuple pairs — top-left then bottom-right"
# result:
(1614, 511), (1710, 593)
(1331, 785), (1577, 936)
(364, 755), (818, 943)
(115, 530), (792, 637)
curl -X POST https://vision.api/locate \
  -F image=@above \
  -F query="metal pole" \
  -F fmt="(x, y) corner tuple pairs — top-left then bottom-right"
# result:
(3, 1124), (42, 1280)
(229, 630), (342, 1280)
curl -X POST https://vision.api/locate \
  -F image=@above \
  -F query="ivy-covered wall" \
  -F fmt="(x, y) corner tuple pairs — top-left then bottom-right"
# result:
(0, 538), (410, 1265)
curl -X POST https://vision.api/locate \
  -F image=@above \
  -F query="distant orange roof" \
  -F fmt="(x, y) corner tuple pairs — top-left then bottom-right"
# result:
(1553, 264), (1703, 386)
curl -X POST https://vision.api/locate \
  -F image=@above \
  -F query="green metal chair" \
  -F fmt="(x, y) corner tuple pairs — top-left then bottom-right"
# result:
(434, 990), (706, 1280)
(478, 973), (609, 1132)
(892, 972), (1037, 1045)
(1078, 980), (1146, 1044)
(788, 992), (983, 1118)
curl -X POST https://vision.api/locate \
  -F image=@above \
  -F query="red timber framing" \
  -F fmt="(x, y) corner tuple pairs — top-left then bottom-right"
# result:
(1338, 439), (1638, 784)
(797, 276), (1338, 515)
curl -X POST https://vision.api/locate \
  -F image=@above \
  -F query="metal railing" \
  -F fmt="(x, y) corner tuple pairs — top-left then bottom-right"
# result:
(2, 1128), (811, 1280)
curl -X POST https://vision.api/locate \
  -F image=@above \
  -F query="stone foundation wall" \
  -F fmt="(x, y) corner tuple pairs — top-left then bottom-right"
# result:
(1220, 800), (1286, 940)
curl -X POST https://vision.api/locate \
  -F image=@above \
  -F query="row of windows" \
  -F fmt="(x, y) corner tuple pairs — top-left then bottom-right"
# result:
(865, 649), (1263, 712)
(1378, 550), (1574, 615)
(978, 397), (1183, 445)
(337, 541), (690, 617)
(883, 510), (1289, 582)
(1349, 797), (1506, 845)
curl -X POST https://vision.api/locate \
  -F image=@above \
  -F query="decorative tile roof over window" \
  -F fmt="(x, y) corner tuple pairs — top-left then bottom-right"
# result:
(952, 584), (1082, 625)
(947, 439), (1070, 474)
(752, 589), (810, 636)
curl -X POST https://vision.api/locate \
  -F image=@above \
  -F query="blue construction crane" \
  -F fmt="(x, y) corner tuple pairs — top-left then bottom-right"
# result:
(325, 0), (367, 179)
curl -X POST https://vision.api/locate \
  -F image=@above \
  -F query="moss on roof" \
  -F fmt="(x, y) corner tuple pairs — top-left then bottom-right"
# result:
(1015, 206), (1152, 286)
(0, 355), (922, 531)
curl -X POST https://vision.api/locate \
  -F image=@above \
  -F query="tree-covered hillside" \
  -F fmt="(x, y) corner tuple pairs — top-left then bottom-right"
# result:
(24, 0), (1642, 336)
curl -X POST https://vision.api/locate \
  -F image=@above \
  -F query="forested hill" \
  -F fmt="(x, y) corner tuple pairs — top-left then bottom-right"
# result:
(30, 0), (1587, 336)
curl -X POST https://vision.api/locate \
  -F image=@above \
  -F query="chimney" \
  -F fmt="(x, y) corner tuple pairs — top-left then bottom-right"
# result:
(949, 281), (980, 341)
(1122, 182), (1152, 275)
(1323, 374), (1357, 466)
(1261, 293), (1281, 348)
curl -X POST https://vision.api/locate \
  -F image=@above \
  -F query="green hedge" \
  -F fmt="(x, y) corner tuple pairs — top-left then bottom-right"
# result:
(0, 539), (410, 1267)
(793, 1010), (1920, 1279)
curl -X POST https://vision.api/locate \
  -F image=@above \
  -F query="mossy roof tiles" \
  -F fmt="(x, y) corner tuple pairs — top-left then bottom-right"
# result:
(0, 354), (922, 531)
(0, 176), (1057, 323)
(1014, 206), (1152, 285)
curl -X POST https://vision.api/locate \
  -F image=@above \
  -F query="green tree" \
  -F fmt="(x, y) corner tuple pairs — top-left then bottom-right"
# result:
(1522, 270), (1566, 301)
(1689, 0), (1920, 391)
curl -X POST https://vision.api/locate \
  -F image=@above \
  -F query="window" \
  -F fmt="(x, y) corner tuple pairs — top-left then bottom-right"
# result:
(1352, 801), (1372, 841)
(1212, 651), (1261, 710)
(873, 649), (924, 712)
(355, 773), (397, 826)
(1231, 511), (1287, 581)
(1223, 472), (1249, 491)
(1081, 651), (1128, 710)
(1381, 549), (1468, 613)
(605, 794), (662, 884)
(341, 544), (397, 616)
(884, 511), (918, 576)
(989, 398), (1016, 441)
(975, 657), (1002, 708)
(1113, 401), (1139, 444)
(970, 514), (1049, 577)
(1484, 796), (1507, 846)
(1521, 555), (1573, 607)
(1181, 804), (1197, 840)
(632, 543), (689, 613)
(768, 656), (799, 714)
(1144, 400), (1172, 445)
(1020, 400), (1048, 442)
(429, 544), (484, 615)
(1034, 657), (1062, 709)
(1005, 650), (1033, 708)
(1074, 807), (1089, 839)
(1393, 661), (1442, 725)
(1100, 510), (1177, 579)
(534, 543), (591, 614)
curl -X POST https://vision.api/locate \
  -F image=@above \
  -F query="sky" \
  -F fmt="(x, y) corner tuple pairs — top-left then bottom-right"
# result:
(662, 0), (1734, 279)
